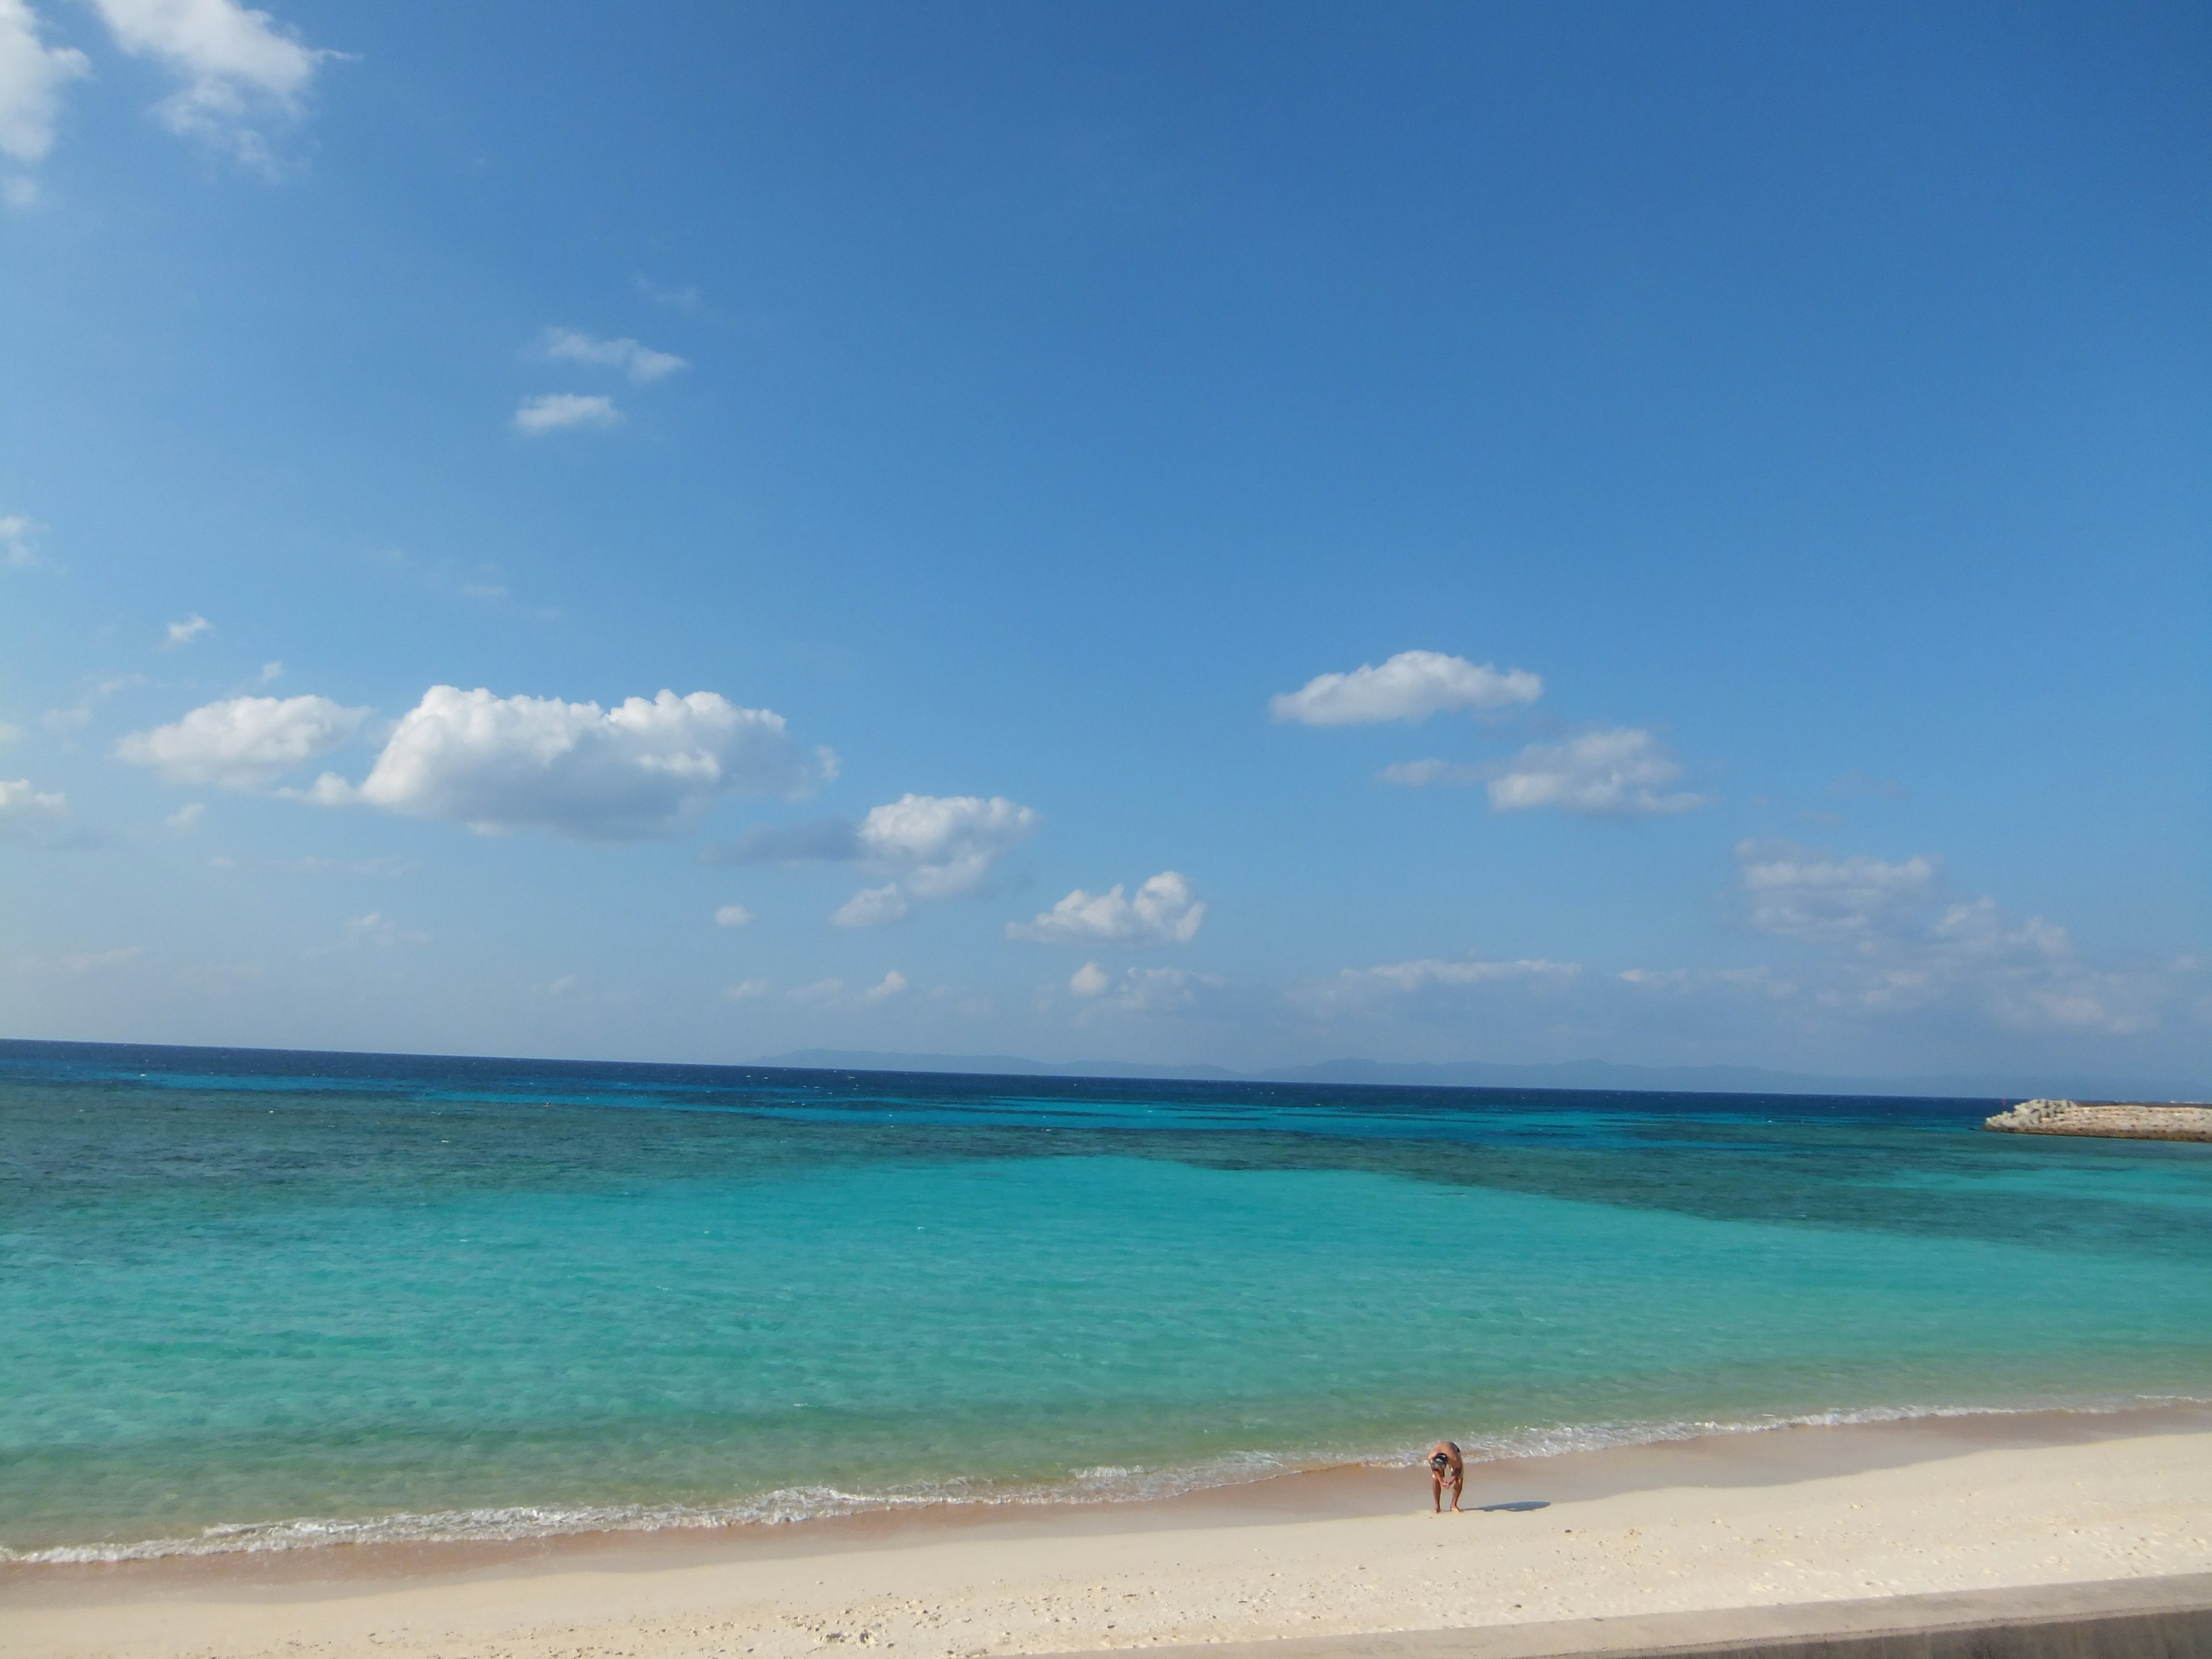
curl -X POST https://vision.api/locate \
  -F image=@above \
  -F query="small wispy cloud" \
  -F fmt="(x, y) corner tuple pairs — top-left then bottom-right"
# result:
(164, 612), (213, 647)
(514, 393), (621, 435)
(1487, 729), (1706, 817)
(536, 327), (687, 384)
(1, 514), (46, 566)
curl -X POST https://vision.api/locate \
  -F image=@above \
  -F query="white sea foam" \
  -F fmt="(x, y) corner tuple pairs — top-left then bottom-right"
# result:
(8, 1395), (2204, 1565)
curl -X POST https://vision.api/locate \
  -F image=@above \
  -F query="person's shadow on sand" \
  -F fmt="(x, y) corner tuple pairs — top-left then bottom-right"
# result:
(1475, 1499), (1550, 1512)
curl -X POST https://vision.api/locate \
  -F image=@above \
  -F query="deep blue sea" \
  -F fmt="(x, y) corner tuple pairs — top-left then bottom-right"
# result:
(4, 1039), (2210, 1563)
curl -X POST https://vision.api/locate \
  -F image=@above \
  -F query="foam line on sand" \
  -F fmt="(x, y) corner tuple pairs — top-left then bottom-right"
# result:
(6, 1429), (2211, 1659)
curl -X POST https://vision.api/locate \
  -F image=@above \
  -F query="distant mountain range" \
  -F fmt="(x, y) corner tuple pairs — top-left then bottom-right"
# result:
(755, 1049), (2208, 1103)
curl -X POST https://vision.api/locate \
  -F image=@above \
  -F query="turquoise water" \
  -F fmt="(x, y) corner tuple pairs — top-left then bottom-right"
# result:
(4, 1040), (2210, 1561)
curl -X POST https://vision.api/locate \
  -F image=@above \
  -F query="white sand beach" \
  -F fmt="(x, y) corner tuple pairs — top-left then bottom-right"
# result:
(7, 1417), (2211, 1659)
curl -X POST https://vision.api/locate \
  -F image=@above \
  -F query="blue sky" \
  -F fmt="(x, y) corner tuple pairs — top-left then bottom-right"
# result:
(3, 1), (2206, 1084)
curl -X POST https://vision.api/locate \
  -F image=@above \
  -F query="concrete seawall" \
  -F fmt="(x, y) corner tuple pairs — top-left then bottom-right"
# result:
(1984, 1100), (2212, 1143)
(1082, 1574), (2212, 1659)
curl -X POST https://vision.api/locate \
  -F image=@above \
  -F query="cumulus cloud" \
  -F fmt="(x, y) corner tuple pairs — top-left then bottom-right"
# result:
(117, 694), (369, 788)
(0, 776), (66, 836)
(1487, 729), (1705, 817)
(1, 513), (46, 565)
(1009, 870), (1205, 946)
(1069, 961), (1109, 997)
(713, 903), (753, 928)
(306, 685), (819, 840)
(1271, 650), (1541, 727)
(89, 0), (334, 166)
(1735, 841), (2168, 1035)
(0, 1), (87, 196)
(855, 794), (1040, 897)
(722, 793), (1040, 926)
(859, 969), (908, 1002)
(514, 393), (620, 435)
(537, 328), (687, 384)
(164, 612), (211, 647)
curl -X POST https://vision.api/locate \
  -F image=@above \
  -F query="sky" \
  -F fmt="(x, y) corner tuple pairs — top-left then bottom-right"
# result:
(2, 1), (2207, 1086)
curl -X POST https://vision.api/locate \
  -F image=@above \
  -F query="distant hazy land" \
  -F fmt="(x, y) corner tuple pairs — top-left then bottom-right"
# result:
(757, 1049), (2208, 1103)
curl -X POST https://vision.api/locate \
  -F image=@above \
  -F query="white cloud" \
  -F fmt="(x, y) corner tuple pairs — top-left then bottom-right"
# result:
(89, 0), (332, 166)
(1069, 961), (1109, 997)
(0, 1), (88, 189)
(306, 685), (819, 840)
(0, 776), (66, 836)
(713, 903), (753, 928)
(1734, 841), (2168, 1035)
(165, 800), (204, 832)
(859, 969), (908, 1002)
(164, 612), (211, 647)
(116, 693), (369, 788)
(856, 794), (1040, 896)
(1009, 870), (1205, 946)
(1271, 650), (1541, 727)
(1738, 846), (1942, 948)
(724, 978), (771, 1003)
(514, 393), (620, 435)
(1, 513), (46, 565)
(1487, 729), (1706, 817)
(789, 977), (844, 1006)
(798, 793), (1041, 926)
(1378, 758), (1483, 788)
(537, 328), (687, 384)
(832, 883), (908, 929)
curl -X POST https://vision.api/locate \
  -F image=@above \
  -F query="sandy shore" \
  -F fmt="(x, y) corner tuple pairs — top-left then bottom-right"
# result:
(7, 1416), (2211, 1659)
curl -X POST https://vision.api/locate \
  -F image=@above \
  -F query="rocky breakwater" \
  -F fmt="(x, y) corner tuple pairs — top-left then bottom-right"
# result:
(1985, 1099), (2212, 1142)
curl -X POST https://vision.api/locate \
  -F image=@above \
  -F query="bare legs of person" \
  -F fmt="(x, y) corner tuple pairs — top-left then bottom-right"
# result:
(1427, 1440), (1464, 1513)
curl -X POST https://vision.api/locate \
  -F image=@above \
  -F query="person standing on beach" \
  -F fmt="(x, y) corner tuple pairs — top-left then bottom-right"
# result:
(1426, 1441), (1464, 1512)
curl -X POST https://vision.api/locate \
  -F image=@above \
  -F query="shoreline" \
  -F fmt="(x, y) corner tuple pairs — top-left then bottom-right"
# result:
(9, 1399), (2212, 1582)
(8, 1404), (2212, 1659)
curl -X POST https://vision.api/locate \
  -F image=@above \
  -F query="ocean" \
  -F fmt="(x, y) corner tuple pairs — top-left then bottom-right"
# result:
(3, 1039), (2209, 1564)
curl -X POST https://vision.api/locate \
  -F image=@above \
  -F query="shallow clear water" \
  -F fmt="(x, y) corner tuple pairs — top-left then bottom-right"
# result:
(3, 1040), (2209, 1560)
